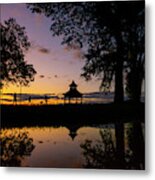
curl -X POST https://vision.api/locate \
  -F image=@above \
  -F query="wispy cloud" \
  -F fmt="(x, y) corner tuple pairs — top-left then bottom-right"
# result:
(30, 41), (50, 54)
(64, 45), (84, 61)
(54, 75), (58, 78)
(39, 75), (45, 78)
(38, 47), (50, 54)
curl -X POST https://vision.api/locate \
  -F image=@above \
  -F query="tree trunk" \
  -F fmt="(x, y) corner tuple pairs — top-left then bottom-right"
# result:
(114, 31), (124, 103)
(134, 76), (143, 102)
(114, 57), (124, 103)
(127, 66), (143, 103)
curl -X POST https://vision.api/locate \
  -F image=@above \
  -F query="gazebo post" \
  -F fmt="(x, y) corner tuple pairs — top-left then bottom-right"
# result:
(69, 98), (70, 104)
(64, 97), (66, 104)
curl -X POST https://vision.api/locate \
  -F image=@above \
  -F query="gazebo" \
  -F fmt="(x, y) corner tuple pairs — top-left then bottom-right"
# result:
(63, 81), (83, 104)
(67, 125), (79, 141)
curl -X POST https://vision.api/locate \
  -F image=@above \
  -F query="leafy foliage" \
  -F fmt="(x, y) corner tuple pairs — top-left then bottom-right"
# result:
(0, 18), (36, 88)
(125, 10), (145, 101)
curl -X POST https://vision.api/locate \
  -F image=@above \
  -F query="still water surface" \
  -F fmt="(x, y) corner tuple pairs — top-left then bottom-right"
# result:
(1, 123), (144, 169)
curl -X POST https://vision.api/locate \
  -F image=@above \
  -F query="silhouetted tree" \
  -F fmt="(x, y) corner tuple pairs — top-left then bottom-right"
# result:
(28, 1), (144, 103)
(125, 10), (145, 102)
(0, 18), (36, 88)
(81, 1), (144, 102)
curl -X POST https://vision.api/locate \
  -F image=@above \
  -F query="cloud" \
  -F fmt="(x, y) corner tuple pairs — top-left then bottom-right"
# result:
(54, 75), (58, 78)
(39, 75), (45, 78)
(38, 47), (50, 54)
(63, 44), (80, 51)
(30, 42), (50, 54)
(64, 45), (84, 61)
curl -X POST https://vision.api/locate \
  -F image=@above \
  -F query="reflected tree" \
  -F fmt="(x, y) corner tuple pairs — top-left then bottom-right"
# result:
(125, 122), (145, 169)
(0, 130), (35, 167)
(81, 125), (144, 169)
(80, 129), (117, 169)
(0, 18), (36, 89)
(115, 122), (125, 168)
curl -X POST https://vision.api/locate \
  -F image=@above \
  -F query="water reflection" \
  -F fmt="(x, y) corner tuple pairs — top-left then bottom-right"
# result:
(0, 130), (35, 166)
(0, 122), (144, 169)
(81, 129), (117, 169)
(1, 93), (113, 105)
(125, 122), (145, 169)
(81, 122), (144, 169)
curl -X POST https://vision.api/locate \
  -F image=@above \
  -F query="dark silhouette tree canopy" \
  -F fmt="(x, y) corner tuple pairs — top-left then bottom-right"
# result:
(28, 1), (144, 102)
(0, 18), (36, 88)
(125, 9), (145, 102)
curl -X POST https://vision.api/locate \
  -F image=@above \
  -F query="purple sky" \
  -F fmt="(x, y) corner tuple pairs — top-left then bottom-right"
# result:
(1, 3), (101, 94)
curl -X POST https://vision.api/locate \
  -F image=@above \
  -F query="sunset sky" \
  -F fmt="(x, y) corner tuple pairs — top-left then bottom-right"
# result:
(1, 3), (102, 95)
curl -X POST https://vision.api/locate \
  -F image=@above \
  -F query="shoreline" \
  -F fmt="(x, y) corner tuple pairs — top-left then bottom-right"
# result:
(1, 102), (144, 128)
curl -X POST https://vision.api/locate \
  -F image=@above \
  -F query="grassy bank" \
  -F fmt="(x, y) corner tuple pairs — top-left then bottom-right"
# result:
(1, 102), (144, 128)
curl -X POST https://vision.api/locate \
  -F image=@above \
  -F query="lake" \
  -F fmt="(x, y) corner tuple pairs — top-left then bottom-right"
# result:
(0, 122), (145, 169)
(0, 93), (114, 105)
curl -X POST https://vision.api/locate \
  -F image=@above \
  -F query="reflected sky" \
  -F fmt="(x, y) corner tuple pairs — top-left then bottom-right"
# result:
(1, 126), (115, 168)
(1, 122), (144, 169)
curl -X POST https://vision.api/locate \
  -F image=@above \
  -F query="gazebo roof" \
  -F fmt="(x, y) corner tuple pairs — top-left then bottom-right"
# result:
(69, 80), (77, 87)
(64, 81), (83, 98)
(64, 89), (82, 98)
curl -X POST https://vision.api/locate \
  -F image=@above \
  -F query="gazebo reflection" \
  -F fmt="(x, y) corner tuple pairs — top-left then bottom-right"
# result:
(66, 124), (80, 141)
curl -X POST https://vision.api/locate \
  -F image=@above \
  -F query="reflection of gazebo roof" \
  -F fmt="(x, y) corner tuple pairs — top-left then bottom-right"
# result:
(69, 132), (77, 141)
(66, 124), (80, 141)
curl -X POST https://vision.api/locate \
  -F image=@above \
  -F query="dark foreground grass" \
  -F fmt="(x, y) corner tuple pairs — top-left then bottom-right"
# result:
(1, 101), (144, 128)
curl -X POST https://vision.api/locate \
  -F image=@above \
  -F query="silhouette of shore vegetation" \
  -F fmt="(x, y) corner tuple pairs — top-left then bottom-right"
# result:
(1, 101), (144, 128)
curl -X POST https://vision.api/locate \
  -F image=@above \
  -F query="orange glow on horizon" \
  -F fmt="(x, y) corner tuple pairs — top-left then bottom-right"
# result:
(1, 76), (102, 95)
